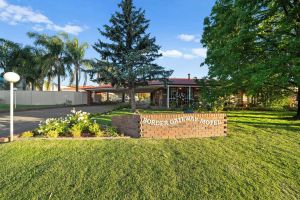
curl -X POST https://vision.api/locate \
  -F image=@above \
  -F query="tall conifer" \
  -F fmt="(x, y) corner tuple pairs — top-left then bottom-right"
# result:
(92, 0), (173, 111)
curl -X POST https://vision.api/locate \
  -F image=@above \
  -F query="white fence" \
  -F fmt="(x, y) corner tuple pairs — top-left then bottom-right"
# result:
(0, 91), (87, 105)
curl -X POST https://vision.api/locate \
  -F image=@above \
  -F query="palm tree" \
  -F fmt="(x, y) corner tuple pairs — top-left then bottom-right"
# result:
(27, 32), (67, 91)
(16, 46), (46, 90)
(0, 38), (47, 90)
(63, 35), (89, 92)
(0, 38), (21, 73)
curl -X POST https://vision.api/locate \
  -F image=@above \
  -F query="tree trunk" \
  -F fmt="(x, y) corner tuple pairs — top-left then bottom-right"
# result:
(129, 87), (136, 112)
(75, 64), (79, 92)
(57, 75), (61, 92)
(31, 82), (34, 91)
(106, 92), (109, 102)
(296, 86), (300, 119)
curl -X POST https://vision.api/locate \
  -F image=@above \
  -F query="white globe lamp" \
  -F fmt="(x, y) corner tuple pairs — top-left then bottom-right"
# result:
(4, 72), (20, 142)
(4, 72), (20, 83)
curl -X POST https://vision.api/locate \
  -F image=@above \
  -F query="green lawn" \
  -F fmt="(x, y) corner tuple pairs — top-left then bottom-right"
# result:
(0, 104), (62, 112)
(0, 110), (299, 199)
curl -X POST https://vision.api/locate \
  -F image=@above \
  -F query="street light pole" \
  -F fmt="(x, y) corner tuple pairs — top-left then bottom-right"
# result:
(10, 82), (14, 141)
(14, 88), (17, 109)
(4, 72), (20, 142)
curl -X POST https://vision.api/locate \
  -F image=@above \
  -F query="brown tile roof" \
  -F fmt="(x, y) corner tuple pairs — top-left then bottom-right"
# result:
(149, 78), (198, 85)
(62, 86), (100, 91)
(83, 78), (199, 91)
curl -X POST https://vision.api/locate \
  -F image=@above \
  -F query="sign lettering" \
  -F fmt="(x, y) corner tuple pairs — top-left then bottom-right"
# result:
(141, 116), (222, 126)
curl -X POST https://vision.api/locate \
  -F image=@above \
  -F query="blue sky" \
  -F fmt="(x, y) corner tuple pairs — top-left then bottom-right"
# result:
(0, 0), (215, 86)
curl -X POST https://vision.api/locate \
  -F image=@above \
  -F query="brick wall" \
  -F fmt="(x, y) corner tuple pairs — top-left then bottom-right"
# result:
(112, 113), (227, 139)
(112, 115), (141, 138)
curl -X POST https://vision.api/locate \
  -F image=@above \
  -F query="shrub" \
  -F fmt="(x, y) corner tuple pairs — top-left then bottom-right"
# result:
(269, 97), (295, 111)
(113, 104), (130, 111)
(45, 130), (59, 138)
(70, 124), (83, 138)
(36, 109), (123, 138)
(67, 109), (90, 126)
(88, 123), (104, 137)
(37, 118), (69, 136)
(19, 131), (34, 138)
(105, 127), (119, 137)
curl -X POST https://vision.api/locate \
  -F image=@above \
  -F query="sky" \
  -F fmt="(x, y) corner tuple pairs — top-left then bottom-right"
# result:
(0, 0), (215, 86)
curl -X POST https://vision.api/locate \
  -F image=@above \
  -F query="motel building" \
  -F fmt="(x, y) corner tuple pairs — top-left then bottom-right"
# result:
(84, 76), (200, 108)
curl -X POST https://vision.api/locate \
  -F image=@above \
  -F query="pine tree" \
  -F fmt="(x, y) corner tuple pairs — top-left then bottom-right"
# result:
(92, 0), (173, 111)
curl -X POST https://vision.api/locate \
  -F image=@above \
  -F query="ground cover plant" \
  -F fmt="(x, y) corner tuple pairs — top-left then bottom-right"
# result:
(27, 108), (119, 138)
(0, 110), (299, 199)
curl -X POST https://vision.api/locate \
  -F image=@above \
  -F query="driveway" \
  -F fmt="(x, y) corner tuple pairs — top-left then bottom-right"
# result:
(0, 105), (116, 137)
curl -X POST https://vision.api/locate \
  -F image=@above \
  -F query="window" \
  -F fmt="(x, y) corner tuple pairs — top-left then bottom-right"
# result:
(169, 87), (192, 107)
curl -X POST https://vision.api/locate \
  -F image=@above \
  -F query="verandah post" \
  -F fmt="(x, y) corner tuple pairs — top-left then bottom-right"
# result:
(167, 85), (170, 108)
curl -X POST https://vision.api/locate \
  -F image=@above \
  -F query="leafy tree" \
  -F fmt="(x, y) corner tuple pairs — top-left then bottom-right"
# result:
(28, 32), (68, 91)
(91, 0), (173, 111)
(202, 0), (300, 118)
(64, 35), (89, 92)
(0, 38), (21, 73)
(197, 78), (229, 111)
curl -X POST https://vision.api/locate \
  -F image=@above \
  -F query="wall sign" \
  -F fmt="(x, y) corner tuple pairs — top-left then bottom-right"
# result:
(112, 113), (227, 139)
(141, 116), (222, 126)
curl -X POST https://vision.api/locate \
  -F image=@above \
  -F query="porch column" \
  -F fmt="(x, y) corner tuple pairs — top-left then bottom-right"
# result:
(106, 92), (110, 102)
(87, 91), (92, 105)
(167, 85), (170, 108)
(122, 93), (125, 103)
(189, 86), (191, 107)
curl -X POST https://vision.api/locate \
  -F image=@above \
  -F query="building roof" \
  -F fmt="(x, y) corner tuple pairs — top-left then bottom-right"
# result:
(62, 85), (100, 91)
(149, 78), (198, 86)
(83, 78), (199, 92)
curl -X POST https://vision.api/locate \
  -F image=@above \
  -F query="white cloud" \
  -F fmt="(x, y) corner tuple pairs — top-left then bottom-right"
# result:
(160, 50), (183, 58)
(160, 48), (207, 60)
(0, 0), (85, 35)
(0, 0), (8, 8)
(192, 48), (207, 58)
(177, 34), (200, 43)
(177, 34), (196, 42)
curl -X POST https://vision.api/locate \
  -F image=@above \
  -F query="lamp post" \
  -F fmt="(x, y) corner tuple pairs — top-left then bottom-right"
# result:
(14, 88), (17, 109)
(4, 72), (20, 142)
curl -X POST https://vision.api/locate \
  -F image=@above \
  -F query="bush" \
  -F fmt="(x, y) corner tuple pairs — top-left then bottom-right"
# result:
(105, 127), (119, 137)
(88, 123), (104, 137)
(67, 109), (90, 126)
(70, 124), (83, 138)
(269, 97), (295, 111)
(37, 109), (92, 138)
(37, 118), (69, 136)
(19, 131), (34, 138)
(223, 105), (297, 112)
(45, 130), (59, 138)
(36, 109), (123, 138)
(113, 104), (130, 111)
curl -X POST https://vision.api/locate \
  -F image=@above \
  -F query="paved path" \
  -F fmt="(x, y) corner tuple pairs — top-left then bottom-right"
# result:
(0, 105), (116, 137)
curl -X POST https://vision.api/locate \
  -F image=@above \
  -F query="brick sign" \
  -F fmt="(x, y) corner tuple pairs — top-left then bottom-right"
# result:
(112, 113), (227, 139)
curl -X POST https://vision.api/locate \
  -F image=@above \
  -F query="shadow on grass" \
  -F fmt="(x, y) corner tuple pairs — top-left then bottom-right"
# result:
(230, 119), (300, 133)
(227, 111), (296, 117)
(228, 115), (291, 120)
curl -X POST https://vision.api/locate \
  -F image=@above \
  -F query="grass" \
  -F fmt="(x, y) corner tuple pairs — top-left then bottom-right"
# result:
(0, 104), (62, 112)
(91, 108), (181, 126)
(0, 110), (299, 199)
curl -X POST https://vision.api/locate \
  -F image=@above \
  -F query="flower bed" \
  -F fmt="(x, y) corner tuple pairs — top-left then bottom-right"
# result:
(20, 109), (120, 139)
